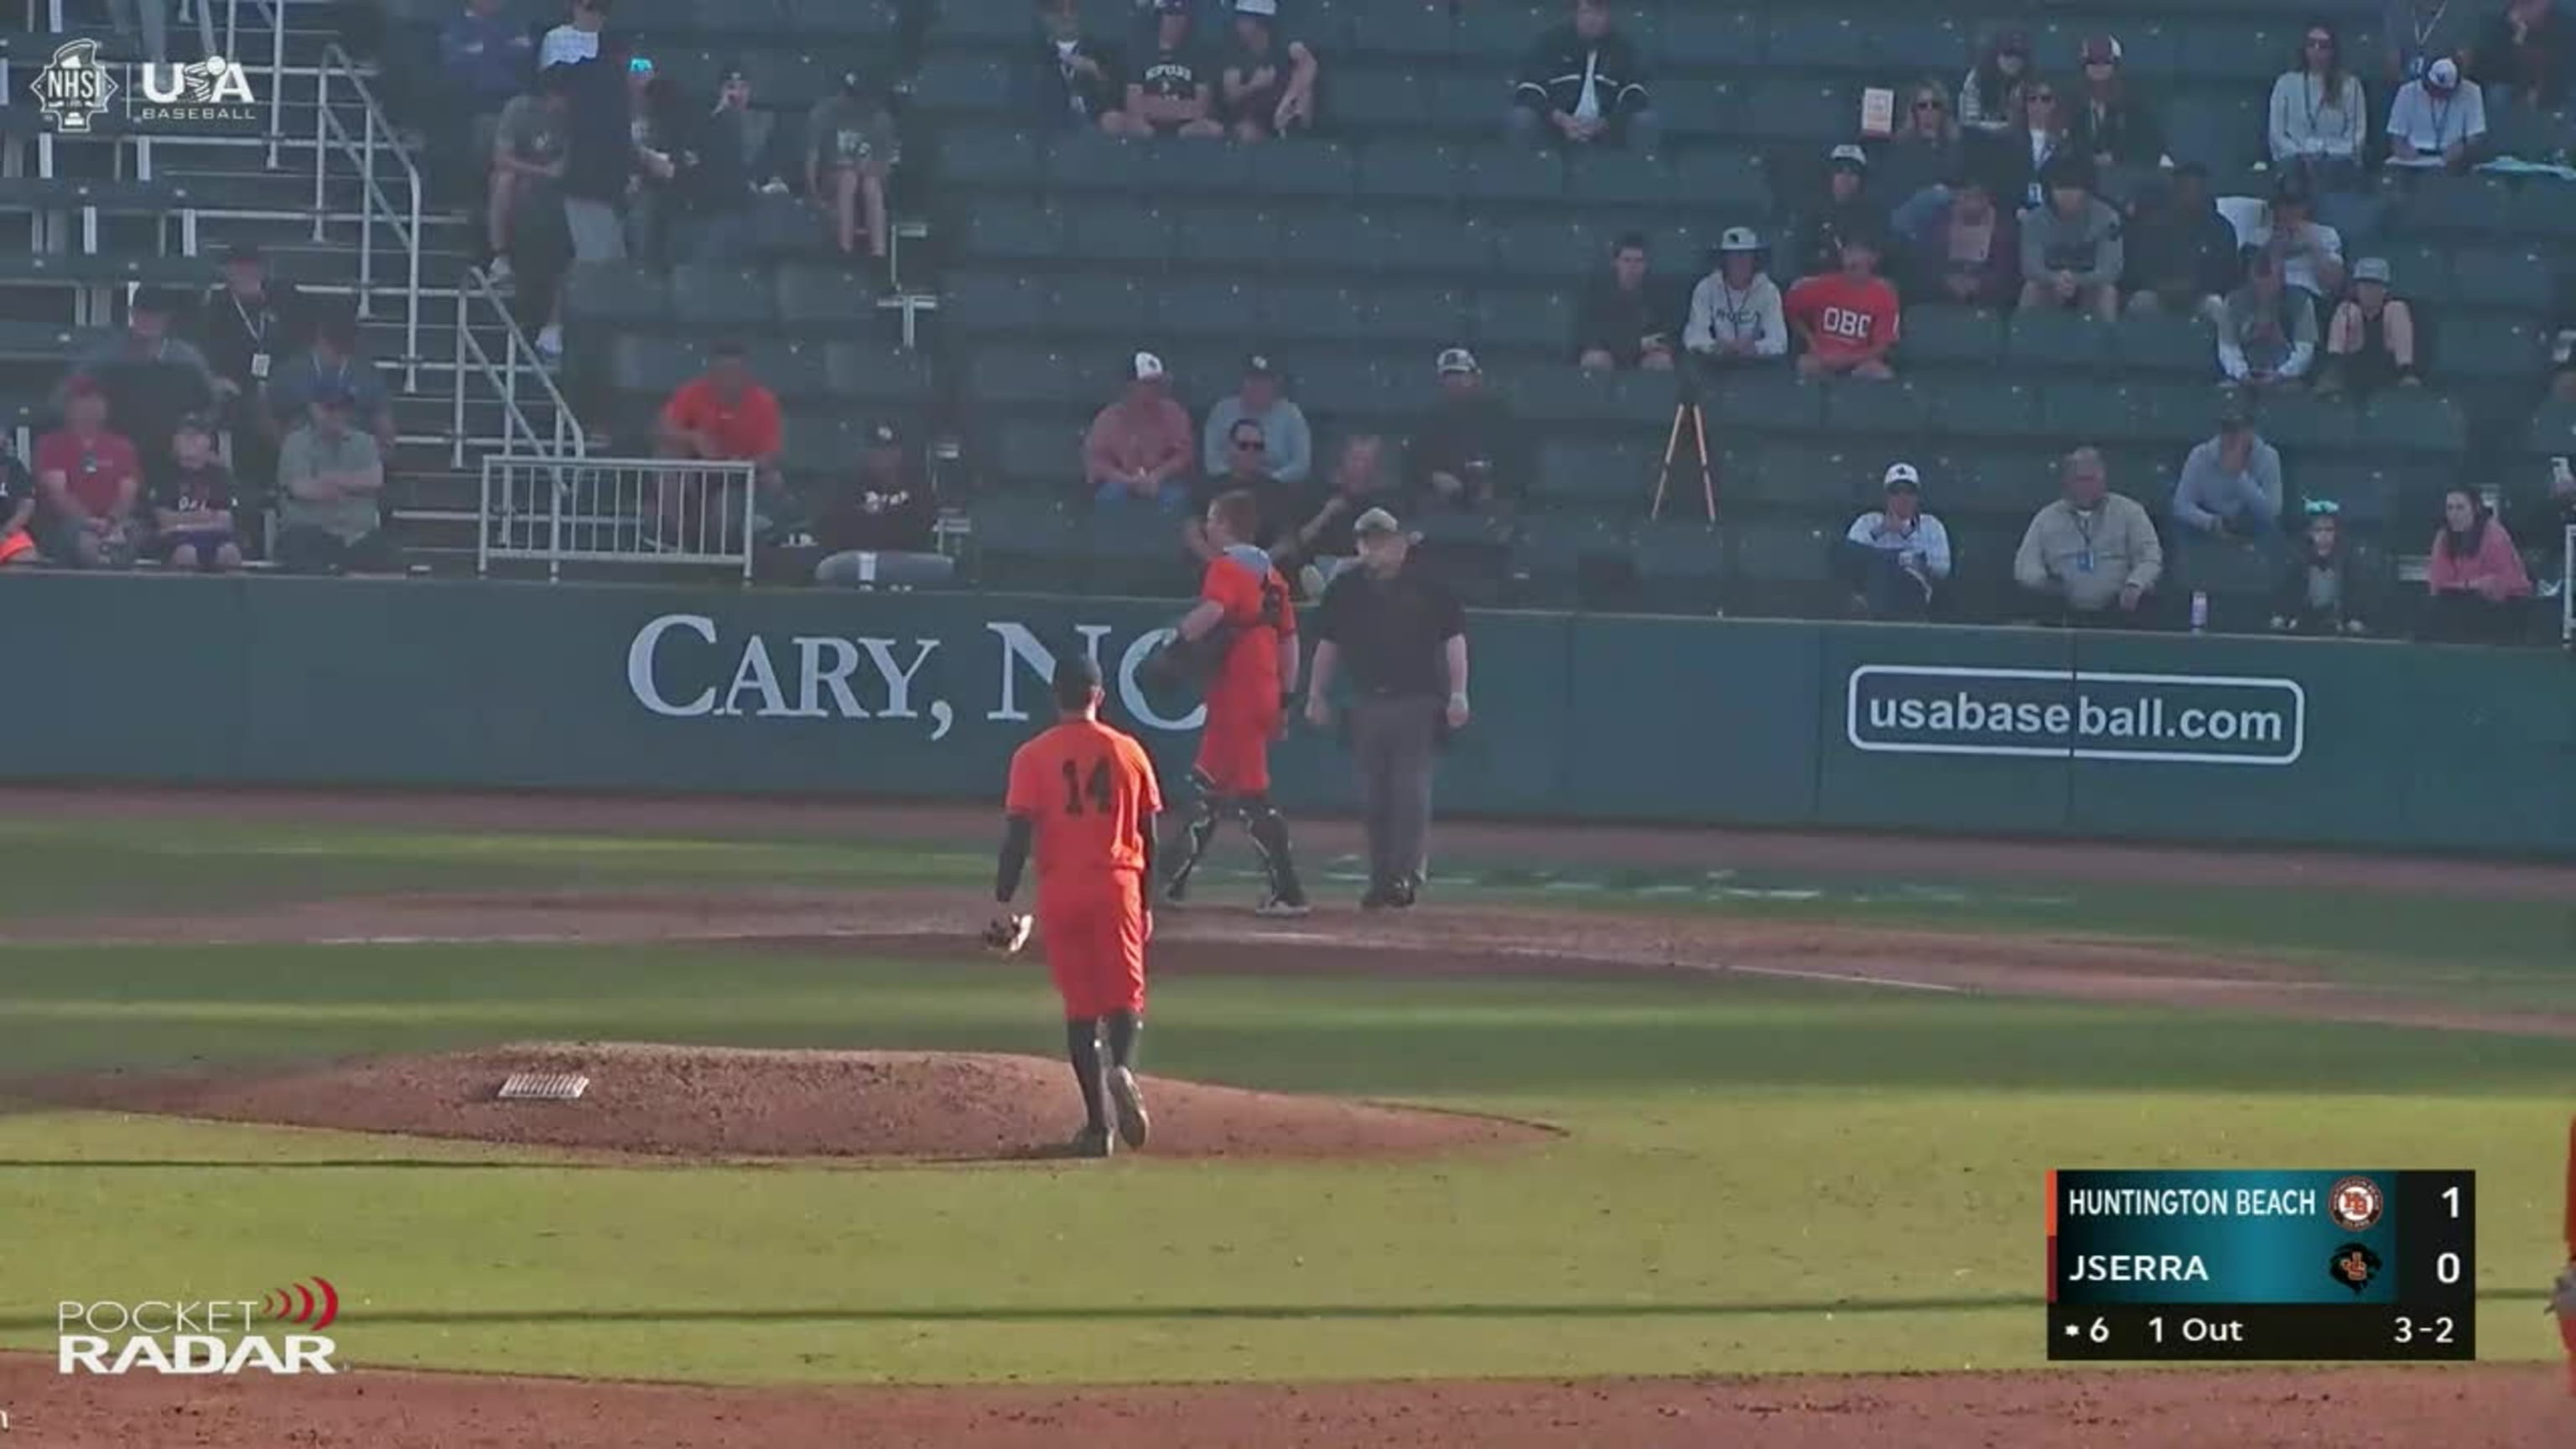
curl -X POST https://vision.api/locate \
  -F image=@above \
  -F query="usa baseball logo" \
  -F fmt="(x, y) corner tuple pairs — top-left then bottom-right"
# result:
(2326, 1176), (2385, 1233)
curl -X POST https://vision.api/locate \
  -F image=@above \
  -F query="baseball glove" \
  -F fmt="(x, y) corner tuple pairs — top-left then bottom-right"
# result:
(980, 912), (1033, 955)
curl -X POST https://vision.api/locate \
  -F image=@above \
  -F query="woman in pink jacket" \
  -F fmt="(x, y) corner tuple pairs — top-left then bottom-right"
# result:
(2423, 489), (2532, 643)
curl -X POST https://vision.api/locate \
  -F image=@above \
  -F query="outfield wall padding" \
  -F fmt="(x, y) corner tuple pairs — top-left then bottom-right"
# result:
(5, 574), (2571, 855)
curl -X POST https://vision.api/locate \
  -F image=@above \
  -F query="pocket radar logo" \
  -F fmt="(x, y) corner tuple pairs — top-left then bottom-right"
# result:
(58, 1276), (342, 1375)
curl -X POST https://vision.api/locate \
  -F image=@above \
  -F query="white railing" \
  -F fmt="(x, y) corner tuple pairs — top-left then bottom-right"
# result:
(479, 456), (757, 581)
(449, 265), (584, 466)
(310, 42), (420, 391)
(2563, 523), (2573, 647)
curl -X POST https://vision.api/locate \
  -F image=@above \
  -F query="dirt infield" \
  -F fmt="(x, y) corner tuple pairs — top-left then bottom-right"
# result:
(35, 1043), (1549, 1162)
(6, 1356), (2566, 1448)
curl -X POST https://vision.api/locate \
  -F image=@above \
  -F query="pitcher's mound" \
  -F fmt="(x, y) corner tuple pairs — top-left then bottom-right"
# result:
(49, 1043), (1553, 1162)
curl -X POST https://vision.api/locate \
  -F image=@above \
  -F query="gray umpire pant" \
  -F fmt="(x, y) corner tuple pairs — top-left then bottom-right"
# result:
(1348, 693), (1441, 888)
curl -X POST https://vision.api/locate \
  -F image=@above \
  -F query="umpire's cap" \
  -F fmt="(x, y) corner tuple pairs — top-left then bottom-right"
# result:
(1052, 654), (1104, 711)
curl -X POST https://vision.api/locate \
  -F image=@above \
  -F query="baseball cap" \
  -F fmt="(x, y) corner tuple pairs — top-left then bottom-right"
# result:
(1131, 351), (1166, 382)
(1883, 462), (1921, 493)
(1353, 506), (1403, 537)
(2352, 257), (2392, 285)
(2428, 58), (2461, 90)
(1233, 0), (1278, 14)
(2217, 387), (2254, 428)
(1243, 351), (1277, 377)
(1717, 226), (1763, 253)
(174, 411), (217, 435)
(1828, 143), (1868, 171)
(1436, 345), (1479, 376)
(2080, 35), (2122, 65)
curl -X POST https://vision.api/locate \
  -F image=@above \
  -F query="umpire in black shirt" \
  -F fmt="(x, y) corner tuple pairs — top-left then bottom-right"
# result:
(1302, 507), (1470, 910)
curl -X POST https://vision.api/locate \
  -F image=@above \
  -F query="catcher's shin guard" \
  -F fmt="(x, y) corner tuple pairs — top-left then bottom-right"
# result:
(1161, 771), (1223, 899)
(1240, 794), (1306, 906)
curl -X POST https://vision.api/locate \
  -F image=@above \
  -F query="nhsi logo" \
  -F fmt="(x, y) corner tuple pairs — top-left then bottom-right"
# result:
(30, 39), (119, 133)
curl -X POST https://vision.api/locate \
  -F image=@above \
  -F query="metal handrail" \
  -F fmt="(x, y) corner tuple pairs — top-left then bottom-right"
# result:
(450, 264), (587, 470)
(309, 41), (421, 392)
(218, 0), (280, 157)
(2563, 522), (2573, 647)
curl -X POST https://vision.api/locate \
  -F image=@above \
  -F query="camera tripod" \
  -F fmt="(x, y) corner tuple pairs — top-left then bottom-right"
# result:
(1650, 397), (1717, 522)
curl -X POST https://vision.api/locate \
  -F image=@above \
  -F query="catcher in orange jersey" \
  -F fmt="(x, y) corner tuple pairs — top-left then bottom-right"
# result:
(1157, 488), (1311, 917)
(990, 656), (1165, 1158)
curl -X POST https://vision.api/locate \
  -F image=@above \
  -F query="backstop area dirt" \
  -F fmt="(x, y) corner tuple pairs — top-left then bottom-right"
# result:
(8, 787), (2574, 1446)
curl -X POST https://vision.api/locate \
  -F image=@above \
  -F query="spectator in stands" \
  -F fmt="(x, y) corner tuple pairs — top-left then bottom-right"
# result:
(1107, 0), (1227, 139)
(2467, 0), (2575, 113)
(559, 44), (637, 272)
(1959, 31), (2032, 136)
(1220, 0), (1318, 142)
(1029, 0), (1125, 132)
(0, 436), (34, 567)
(2387, 57), (2490, 168)
(200, 244), (307, 413)
(2219, 246), (2320, 387)
(32, 380), (146, 570)
(540, 0), (608, 70)
(438, 0), (536, 197)
(1087, 351), (1194, 511)
(2018, 160), (2124, 322)
(2014, 446), (2162, 621)
(2070, 36), (2165, 195)
(56, 292), (218, 483)
(1894, 169), (2020, 308)
(1877, 81), (1962, 217)
(1684, 227), (1788, 369)
(657, 339), (787, 529)
(1574, 233), (1677, 372)
(1283, 434), (1394, 595)
(2272, 500), (2375, 633)
(1794, 145), (1879, 281)
(1839, 462), (1951, 621)
(1990, 76), (2075, 215)
(1509, 0), (1659, 153)
(1201, 353), (1313, 486)
(488, 65), (572, 289)
(675, 65), (782, 263)
(626, 59), (686, 265)
(2424, 488), (2532, 641)
(2171, 392), (2285, 554)
(275, 384), (394, 575)
(1409, 348), (1521, 515)
(2270, 21), (2370, 189)
(266, 312), (396, 459)
(814, 422), (946, 586)
(1189, 418), (1300, 558)
(2247, 173), (2345, 328)
(148, 413), (244, 574)
(808, 71), (900, 264)
(2319, 257), (2423, 394)
(2390, 0), (2480, 88)
(2123, 163), (2243, 318)
(1786, 231), (1901, 381)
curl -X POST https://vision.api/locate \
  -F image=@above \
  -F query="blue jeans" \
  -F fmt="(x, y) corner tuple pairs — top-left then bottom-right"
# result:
(1093, 478), (1187, 511)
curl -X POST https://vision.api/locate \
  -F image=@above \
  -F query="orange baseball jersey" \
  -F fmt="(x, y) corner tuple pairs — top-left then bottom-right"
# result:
(1004, 717), (1165, 892)
(1200, 544), (1295, 708)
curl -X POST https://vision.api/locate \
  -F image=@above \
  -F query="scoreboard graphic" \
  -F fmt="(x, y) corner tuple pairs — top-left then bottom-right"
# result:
(2046, 1170), (2476, 1361)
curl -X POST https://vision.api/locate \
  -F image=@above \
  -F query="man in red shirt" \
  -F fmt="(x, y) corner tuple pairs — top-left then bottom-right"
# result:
(32, 380), (145, 569)
(1160, 489), (1311, 917)
(655, 340), (787, 551)
(1786, 231), (1902, 382)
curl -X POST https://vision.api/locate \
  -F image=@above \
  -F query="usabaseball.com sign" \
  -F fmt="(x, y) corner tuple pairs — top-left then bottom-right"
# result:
(1846, 666), (2306, 766)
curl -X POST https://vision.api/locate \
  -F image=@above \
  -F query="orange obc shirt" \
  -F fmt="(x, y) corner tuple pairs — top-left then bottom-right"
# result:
(660, 377), (784, 460)
(1005, 718), (1165, 889)
(1200, 546), (1295, 708)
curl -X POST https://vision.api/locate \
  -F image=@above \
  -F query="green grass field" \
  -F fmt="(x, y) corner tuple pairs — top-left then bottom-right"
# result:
(0, 812), (2568, 1386)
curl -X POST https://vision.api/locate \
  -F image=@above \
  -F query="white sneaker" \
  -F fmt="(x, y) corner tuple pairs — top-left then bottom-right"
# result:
(1254, 897), (1311, 919)
(535, 324), (563, 358)
(485, 256), (515, 288)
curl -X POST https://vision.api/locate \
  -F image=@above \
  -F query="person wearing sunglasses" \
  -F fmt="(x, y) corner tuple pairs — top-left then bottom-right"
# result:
(2070, 35), (2165, 197)
(2269, 21), (2369, 189)
(1187, 418), (1301, 562)
(1992, 77), (2072, 211)
(1959, 31), (2032, 136)
(1877, 79), (1964, 215)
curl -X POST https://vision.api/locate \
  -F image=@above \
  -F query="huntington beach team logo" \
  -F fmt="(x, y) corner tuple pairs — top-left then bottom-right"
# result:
(30, 39), (118, 132)
(2327, 1176), (2386, 1233)
(58, 1276), (343, 1375)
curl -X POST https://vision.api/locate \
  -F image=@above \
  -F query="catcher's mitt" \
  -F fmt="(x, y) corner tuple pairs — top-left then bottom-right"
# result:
(980, 913), (1033, 955)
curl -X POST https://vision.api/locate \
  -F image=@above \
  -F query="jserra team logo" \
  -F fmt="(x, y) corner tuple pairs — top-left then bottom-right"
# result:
(2327, 1176), (2385, 1233)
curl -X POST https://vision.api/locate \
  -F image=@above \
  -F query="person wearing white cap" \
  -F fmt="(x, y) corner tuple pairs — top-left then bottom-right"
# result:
(1085, 351), (1194, 511)
(1684, 226), (1787, 369)
(1793, 143), (1876, 280)
(2385, 56), (2487, 169)
(1409, 348), (1520, 513)
(2320, 257), (2423, 395)
(1219, 0), (1320, 141)
(1839, 463), (1952, 621)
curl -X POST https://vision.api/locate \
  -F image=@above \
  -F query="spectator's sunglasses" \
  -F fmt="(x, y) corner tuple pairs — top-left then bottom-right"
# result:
(1914, 96), (1946, 112)
(2305, 33), (2335, 52)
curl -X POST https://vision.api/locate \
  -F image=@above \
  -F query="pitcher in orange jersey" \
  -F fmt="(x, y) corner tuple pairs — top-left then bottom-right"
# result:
(991, 656), (1166, 1158)
(1158, 488), (1311, 917)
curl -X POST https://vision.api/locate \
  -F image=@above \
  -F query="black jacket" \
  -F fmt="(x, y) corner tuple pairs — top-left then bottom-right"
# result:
(1022, 34), (1124, 130)
(2123, 191), (2241, 298)
(2273, 543), (2377, 634)
(1512, 25), (1649, 120)
(1793, 196), (1880, 280)
(2069, 89), (2164, 169)
(560, 56), (633, 204)
(1571, 273), (1675, 364)
(1406, 390), (1524, 510)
